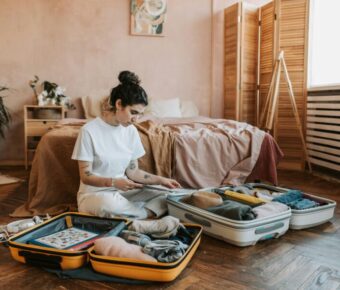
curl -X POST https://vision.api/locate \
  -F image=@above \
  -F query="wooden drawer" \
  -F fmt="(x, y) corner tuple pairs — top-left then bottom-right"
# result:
(26, 121), (57, 136)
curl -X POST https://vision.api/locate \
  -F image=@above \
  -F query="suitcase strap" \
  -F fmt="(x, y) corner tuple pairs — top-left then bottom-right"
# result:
(19, 250), (62, 269)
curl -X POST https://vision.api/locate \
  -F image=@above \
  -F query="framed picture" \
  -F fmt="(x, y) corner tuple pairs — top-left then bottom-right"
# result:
(130, 0), (167, 36)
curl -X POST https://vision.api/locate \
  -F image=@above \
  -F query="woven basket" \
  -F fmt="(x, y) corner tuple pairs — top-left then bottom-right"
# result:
(33, 108), (61, 119)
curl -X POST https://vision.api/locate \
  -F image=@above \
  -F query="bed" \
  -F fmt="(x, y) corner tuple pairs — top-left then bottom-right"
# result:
(11, 114), (283, 217)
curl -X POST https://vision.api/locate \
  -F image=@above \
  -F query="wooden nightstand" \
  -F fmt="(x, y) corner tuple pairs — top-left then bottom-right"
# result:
(24, 105), (65, 169)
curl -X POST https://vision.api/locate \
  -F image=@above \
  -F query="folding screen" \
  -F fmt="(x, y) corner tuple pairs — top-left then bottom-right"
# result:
(224, 2), (258, 125)
(224, 0), (309, 170)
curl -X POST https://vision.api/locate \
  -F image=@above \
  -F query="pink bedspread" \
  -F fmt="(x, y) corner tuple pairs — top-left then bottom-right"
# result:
(11, 117), (283, 217)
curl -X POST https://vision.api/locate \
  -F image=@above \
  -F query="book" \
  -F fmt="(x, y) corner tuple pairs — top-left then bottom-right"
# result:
(29, 227), (99, 250)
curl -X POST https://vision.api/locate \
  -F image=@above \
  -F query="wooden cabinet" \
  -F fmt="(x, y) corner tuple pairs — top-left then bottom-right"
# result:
(24, 105), (65, 169)
(224, 1), (259, 125)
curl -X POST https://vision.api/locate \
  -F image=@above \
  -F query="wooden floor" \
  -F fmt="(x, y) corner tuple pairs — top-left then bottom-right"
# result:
(1, 167), (340, 290)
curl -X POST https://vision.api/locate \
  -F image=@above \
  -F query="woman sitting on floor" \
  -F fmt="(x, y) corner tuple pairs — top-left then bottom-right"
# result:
(72, 71), (181, 219)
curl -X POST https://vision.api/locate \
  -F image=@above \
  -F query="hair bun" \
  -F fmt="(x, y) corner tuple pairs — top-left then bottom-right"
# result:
(118, 71), (140, 85)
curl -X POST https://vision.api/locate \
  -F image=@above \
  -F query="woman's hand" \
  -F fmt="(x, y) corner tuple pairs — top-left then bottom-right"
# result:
(113, 178), (143, 191)
(158, 177), (181, 189)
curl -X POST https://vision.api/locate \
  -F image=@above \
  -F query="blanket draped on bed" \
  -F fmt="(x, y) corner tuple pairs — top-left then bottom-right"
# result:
(11, 117), (283, 217)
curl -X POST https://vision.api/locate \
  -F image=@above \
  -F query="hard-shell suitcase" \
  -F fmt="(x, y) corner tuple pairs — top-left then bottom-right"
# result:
(244, 183), (337, 230)
(8, 212), (203, 282)
(167, 194), (291, 247)
(89, 223), (202, 282)
(8, 212), (128, 270)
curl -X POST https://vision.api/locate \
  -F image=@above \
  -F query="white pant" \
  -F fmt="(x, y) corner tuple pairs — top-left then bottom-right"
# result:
(78, 188), (168, 219)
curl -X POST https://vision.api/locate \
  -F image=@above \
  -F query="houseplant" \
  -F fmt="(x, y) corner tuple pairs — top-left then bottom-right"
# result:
(29, 76), (76, 110)
(0, 86), (11, 139)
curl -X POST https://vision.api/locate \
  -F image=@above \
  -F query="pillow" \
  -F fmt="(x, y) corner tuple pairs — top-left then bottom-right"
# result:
(81, 96), (109, 119)
(180, 100), (199, 117)
(82, 96), (199, 119)
(145, 98), (182, 118)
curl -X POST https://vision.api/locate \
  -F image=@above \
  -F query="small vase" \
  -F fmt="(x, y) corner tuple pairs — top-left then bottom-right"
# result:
(37, 94), (46, 106)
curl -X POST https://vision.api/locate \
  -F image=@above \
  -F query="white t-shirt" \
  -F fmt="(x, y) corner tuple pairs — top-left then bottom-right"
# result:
(72, 117), (145, 194)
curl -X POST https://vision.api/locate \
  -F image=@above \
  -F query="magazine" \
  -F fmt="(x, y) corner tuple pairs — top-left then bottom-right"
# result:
(30, 227), (99, 250)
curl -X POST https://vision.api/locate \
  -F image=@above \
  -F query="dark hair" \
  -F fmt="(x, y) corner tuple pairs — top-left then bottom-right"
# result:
(109, 71), (148, 108)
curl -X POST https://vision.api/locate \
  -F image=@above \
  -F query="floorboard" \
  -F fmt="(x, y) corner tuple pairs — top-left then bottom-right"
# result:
(0, 167), (339, 290)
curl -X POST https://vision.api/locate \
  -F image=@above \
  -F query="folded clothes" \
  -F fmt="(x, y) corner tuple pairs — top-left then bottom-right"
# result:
(272, 190), (303, 204)
(168, 226), (193, 245)
(94, 236), (157, 262)
(254, 190), (275, 201)
(288, 198), (319, 210)
(143, 240), (188, 263)
(129, 215), (183, 238)
(253, 202), (289, 219)
(253, 189), (283, 201)
(119, 230), (151, 247)
(207, 200), (256, 220)
(224, 190), (266, 206)
(272, 190), (319, 210)
(228, 185), (254, 195)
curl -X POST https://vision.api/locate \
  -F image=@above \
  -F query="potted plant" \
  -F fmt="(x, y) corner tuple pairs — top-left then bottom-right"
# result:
(0, 86), (11, 139)
(29, 76), (76, 119)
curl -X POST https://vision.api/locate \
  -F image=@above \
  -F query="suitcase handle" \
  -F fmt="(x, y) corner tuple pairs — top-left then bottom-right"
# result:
(184, 213), (211, 227)
(19, 250), (62, 269)
(255, 222), (284, 234)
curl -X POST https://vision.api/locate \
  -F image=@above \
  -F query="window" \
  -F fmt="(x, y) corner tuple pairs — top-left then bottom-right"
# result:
(308, 0), (340, 89)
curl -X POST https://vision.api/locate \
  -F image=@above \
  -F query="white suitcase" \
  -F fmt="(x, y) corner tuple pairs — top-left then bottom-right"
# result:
(167, 194), (291, 247)
(213, 183), (337, 230)
(289, 193), (336, 229)
(242, 183), (336, 230)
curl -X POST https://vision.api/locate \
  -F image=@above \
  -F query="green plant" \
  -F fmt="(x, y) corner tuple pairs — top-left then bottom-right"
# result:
(0, 86), (11, 139)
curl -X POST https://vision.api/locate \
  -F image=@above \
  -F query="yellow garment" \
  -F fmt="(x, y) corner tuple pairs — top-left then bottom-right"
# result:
(224, 190), (266, 206)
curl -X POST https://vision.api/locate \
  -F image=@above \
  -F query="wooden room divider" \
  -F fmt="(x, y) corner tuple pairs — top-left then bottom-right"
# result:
(224, 0), (309, 170)
(224, 1), (258, 125)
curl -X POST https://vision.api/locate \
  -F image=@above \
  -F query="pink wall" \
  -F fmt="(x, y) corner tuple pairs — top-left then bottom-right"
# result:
(0, 0), (270, 164)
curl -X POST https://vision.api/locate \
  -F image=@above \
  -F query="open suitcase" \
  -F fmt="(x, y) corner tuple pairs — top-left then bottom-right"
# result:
(8, 212), (203, 282)
(167, 183), (336, 247)
(167, 194), (292, 247)
(243, 183), (337, 230)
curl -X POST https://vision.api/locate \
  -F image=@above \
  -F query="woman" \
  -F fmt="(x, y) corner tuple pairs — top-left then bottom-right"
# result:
(72, 71), (181, 219)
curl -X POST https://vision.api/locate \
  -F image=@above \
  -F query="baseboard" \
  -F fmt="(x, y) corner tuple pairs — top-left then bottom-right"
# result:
(278, 161), (303, 171)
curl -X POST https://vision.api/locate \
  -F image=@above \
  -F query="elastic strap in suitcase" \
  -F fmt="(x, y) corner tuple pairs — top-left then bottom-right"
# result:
(43, 263), (151, 284)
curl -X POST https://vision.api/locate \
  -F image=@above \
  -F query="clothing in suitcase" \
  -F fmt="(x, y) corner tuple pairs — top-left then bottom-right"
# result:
(89, 222), (202, 282)
(8, 212), (202, 282)
(243, 183), (337, 230)
(167, 193), (292, 247)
